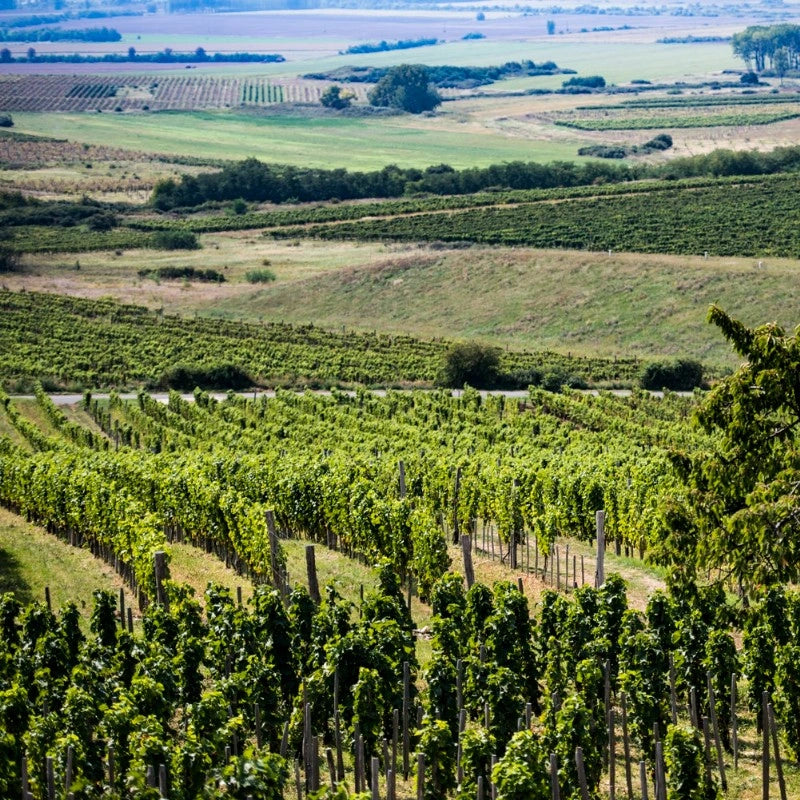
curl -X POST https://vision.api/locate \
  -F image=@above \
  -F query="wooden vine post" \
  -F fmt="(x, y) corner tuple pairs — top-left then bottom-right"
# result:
(595, 510), (605, 587)
(305, 545), (320, 604)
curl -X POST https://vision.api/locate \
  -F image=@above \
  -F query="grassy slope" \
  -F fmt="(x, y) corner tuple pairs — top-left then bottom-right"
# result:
(16, 237), (800, 368)
(0, 506), (128, 616)
(189, 245), (800, 369)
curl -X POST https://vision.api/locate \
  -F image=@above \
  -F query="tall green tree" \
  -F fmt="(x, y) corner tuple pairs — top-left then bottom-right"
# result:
(368, 64), (441, 114)
(655, 307), (800, 592)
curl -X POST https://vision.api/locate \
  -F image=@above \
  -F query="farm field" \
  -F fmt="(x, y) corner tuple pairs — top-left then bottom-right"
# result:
(0, 117), (505, 172)
(7, 109), (592, 169)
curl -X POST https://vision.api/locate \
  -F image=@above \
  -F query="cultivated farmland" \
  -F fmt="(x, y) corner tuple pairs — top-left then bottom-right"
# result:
(0, 73), (372, 112)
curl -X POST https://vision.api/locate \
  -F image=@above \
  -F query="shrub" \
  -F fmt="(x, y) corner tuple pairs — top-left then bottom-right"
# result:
(643, 133), (673, 151)
(158, 363), (252, 390)
(0, 247), (20, 273)
(562, 75), (606, 89)
(639, 359), (704, 391)
(541, 369), (587, 393)
(368, 64), (441, 114)
(0, 113), (13, 128)
(86, 212), (116, 231)
(246, 268), (276, 284)
(438, 342), (500, 388)
(320, 85), (352, 109)
(151, 230), (200, 250)
(577, 144), (628, 159)
(139, 266), (225, 283)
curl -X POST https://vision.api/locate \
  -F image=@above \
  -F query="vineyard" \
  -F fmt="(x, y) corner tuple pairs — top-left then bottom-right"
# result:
(0, 75), (370, 112)
(1, 327), (799, 798)
(126, 173), (783, 236)
(0, 291), (639, 391)
(551, 103), (800, 130)
(265, 173), (800, 258)
(9, 171), (800, 258)
(589, 92), (800, 110)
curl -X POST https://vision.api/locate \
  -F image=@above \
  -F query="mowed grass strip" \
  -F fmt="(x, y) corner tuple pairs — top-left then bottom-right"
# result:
(0, 506), (129, 620)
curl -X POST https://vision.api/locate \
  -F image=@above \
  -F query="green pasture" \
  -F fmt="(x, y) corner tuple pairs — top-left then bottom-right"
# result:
(12, 110), (588, 169)
(153, 39), (737, 85)
(44, 37), (737, 86)
(212, 246), (800, 369)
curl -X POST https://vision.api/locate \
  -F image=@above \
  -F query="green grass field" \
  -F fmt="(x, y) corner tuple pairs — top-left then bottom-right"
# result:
(11, 109), (587, 169)
(143, 39), (736, 86)
(201, 245), (800, 369)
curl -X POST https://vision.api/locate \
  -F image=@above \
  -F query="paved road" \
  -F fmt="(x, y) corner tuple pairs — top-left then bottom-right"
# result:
(11, 388), (690, 406)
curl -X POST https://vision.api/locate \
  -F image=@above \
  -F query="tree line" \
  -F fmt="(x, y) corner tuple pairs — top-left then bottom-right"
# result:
(151, 144), (800, 210)
(0, 47), (284, 64)
(306, 60), (566, 90)
(0, 26), (121, 42)
(732, 23), (800, 72)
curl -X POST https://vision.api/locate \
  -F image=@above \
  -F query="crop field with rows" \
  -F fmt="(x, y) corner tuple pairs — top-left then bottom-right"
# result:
(268, 173), (800, 258)
(550, 102), (800, 130)
(0, 291), (639, 391)
(0, 74), (370, 112)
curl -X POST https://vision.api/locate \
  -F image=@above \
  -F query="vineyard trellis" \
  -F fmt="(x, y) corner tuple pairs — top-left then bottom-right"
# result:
(0, 74), (362, 112)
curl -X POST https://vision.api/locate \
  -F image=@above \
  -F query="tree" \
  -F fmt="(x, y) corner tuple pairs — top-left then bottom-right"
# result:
(26, 47), (35, 61)
(546, 20), (556, 35)
(656, 307), (800, 591)
(128, 46), (137, 59)
(368, 64), (441, 114)
(0, 49), (11, 63)
(439, 342), (500, 389)
(0, 113), (12, 127)
(320, 85), (352, 110)
(774, 46), (789, 84)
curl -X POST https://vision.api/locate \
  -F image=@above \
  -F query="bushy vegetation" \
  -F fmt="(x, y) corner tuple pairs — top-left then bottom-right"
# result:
(306, 60), (565, 89)
(320, 85), (352, 110)
(562, 75), (606, 89)
(138, 266), (226, 283)
(245, 268), (277, 284)
(438, 342), (500, 388)
(159, 362), (252, 390)
(578, 133), (673, 159)
(0, 26), (121, 42)
(151, 156), (634, 210)
(151, 230), (200, 251)
(151, 145), (800, 211)
(3, 48), (284, 64)
(639, 359), (704, 391)
(343, 37), (437, 55)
